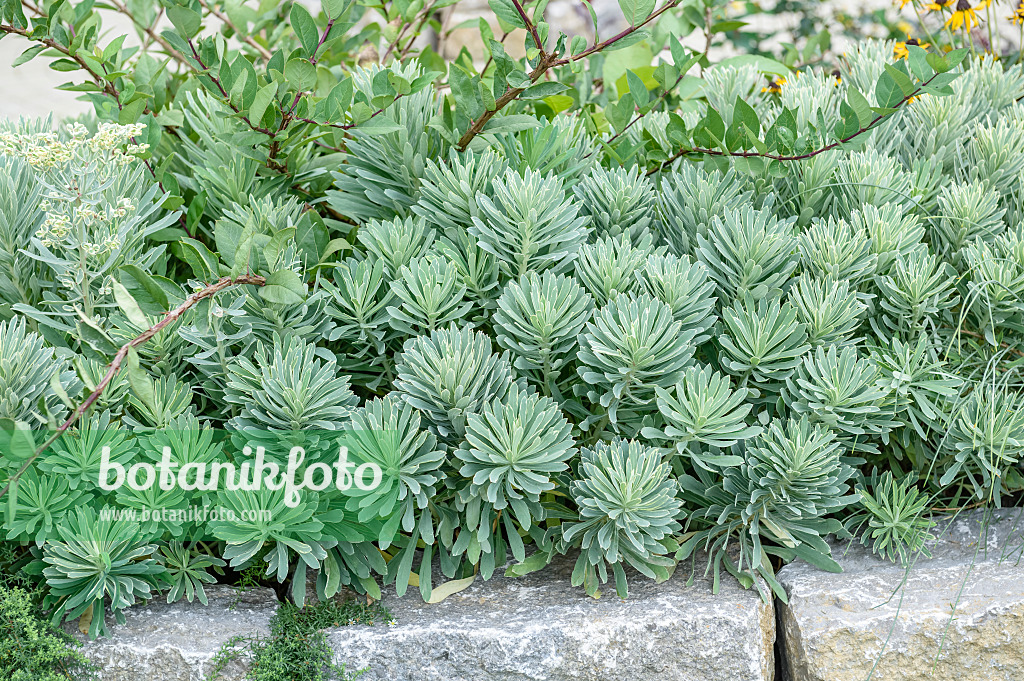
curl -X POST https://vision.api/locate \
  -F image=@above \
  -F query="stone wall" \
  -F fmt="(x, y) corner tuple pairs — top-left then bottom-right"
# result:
(64, 509), (1024, 681)
(777, 508), (1024, 681)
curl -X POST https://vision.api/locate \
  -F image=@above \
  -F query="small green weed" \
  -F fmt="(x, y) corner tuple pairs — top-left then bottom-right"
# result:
(0, 582), (96, 681)
(206, 598), (391, 681)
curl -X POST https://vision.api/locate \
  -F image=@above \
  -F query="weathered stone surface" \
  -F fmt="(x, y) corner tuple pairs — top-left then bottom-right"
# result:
(329, 553), (775, 681)
(778, 508), (1024, 681)
(69, 585), (279, 681)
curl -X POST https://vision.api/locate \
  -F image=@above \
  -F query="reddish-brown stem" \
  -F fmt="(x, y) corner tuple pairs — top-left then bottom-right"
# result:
(585, 69), (688, 159)
(269, 18), (336, 164)
(397, 4), (440, 61)
(295, 94), (403, 129)
(0, 275), (266, 501)
(455, 53), (557, 151)
(648, 70), (944, 175)
(383, 1), (437, 62)
(186, 38), (278, 136)
(481, 30), (512, 74)
(4, 24), (181, 223)
(952, 328), (1024, 358)
(0, 24), (121, 100)
(455, 0), (679, 151)
(107, 0), (187, 62)
(699, 5), (712, 75)
(198, 0), (273, 60)
(511, 0), (544, 53)
(551, 0), (681, 66)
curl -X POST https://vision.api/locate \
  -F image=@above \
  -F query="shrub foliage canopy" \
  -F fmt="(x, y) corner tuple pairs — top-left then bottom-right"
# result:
(1, 0), (1023, 635)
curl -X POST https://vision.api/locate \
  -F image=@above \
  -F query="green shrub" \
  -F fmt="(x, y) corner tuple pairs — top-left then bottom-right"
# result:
(0, 0), (1020, 634)
(0, 583), (96, 680)
(207, 597), (389, 681)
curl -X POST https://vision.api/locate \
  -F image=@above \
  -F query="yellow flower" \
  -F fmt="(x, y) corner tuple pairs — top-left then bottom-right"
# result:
(946, 0), (980, 30)
(761, 77), (786, 94)
(831, 69), (842, 86)
(924, 0), (953, 10)
(1010, 0), (1024, 23)
(894, 37), (929, 59)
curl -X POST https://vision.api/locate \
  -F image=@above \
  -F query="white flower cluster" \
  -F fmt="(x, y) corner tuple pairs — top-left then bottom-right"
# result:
(37, 199), (136, 253)
(5, 124), (145, 257)
(0, 122), (147, 171)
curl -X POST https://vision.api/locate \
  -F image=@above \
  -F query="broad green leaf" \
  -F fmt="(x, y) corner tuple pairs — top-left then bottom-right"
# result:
(926, 52), (950, 73)
(603, 29), (650, 51)
(118, 98), (146, 125)
(883, 63), (915, 97)
(874, 70), (903, 108)
(693, 107), (726, 150)
(945, 47), (969, 69)
(733, 155), (766, 176)
(617, 0), (656, 26)
(322, 0), (348, 18)
(846, 87), (874, 128)
(285, 58), (317, 91)
(906, 45), (931, 82)
(167, 5), (201, 37)
(175, 237), (220, 281)
(520, 81), (568, 99)
(120, 264), (170, 312)
(653, 62), (677, 88)
(605, 93), (634, 133)
(544, 94), (574, 113)
(505, 551), (550, 577)
(111, 280), (149, 329)
(290, 3), (320, 57)
(12, 44), (46, 67)
(711, 20), (747, 33)
(125, 346), (158, 415)
(295, 213), (330, 265)
(734, 96), (759, 134)
(320, 238), (351, 263)
(249, 83), (278, 126)
(0, 420), (36, 462)
(263, 228), (296, 268)
(260, 269), (306, 305)
(764, 107), (797, 152)
(481, 114), (542, 134)
(449, 63), (484, 121)
(626, 69), (649, 107)
(357, 117), (404, 135)
(488, 0), (526, 28)
(834, 100), (860, 141)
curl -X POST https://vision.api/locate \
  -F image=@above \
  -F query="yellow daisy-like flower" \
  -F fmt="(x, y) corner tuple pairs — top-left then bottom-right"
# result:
(946, 0), (980, 30)
(924, 0), (953, 11)
(831, 69), (842, 86)
(894, 37), (930, 59)
(761, 77), (786, 94)
(1010, 0), (1024, 23)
